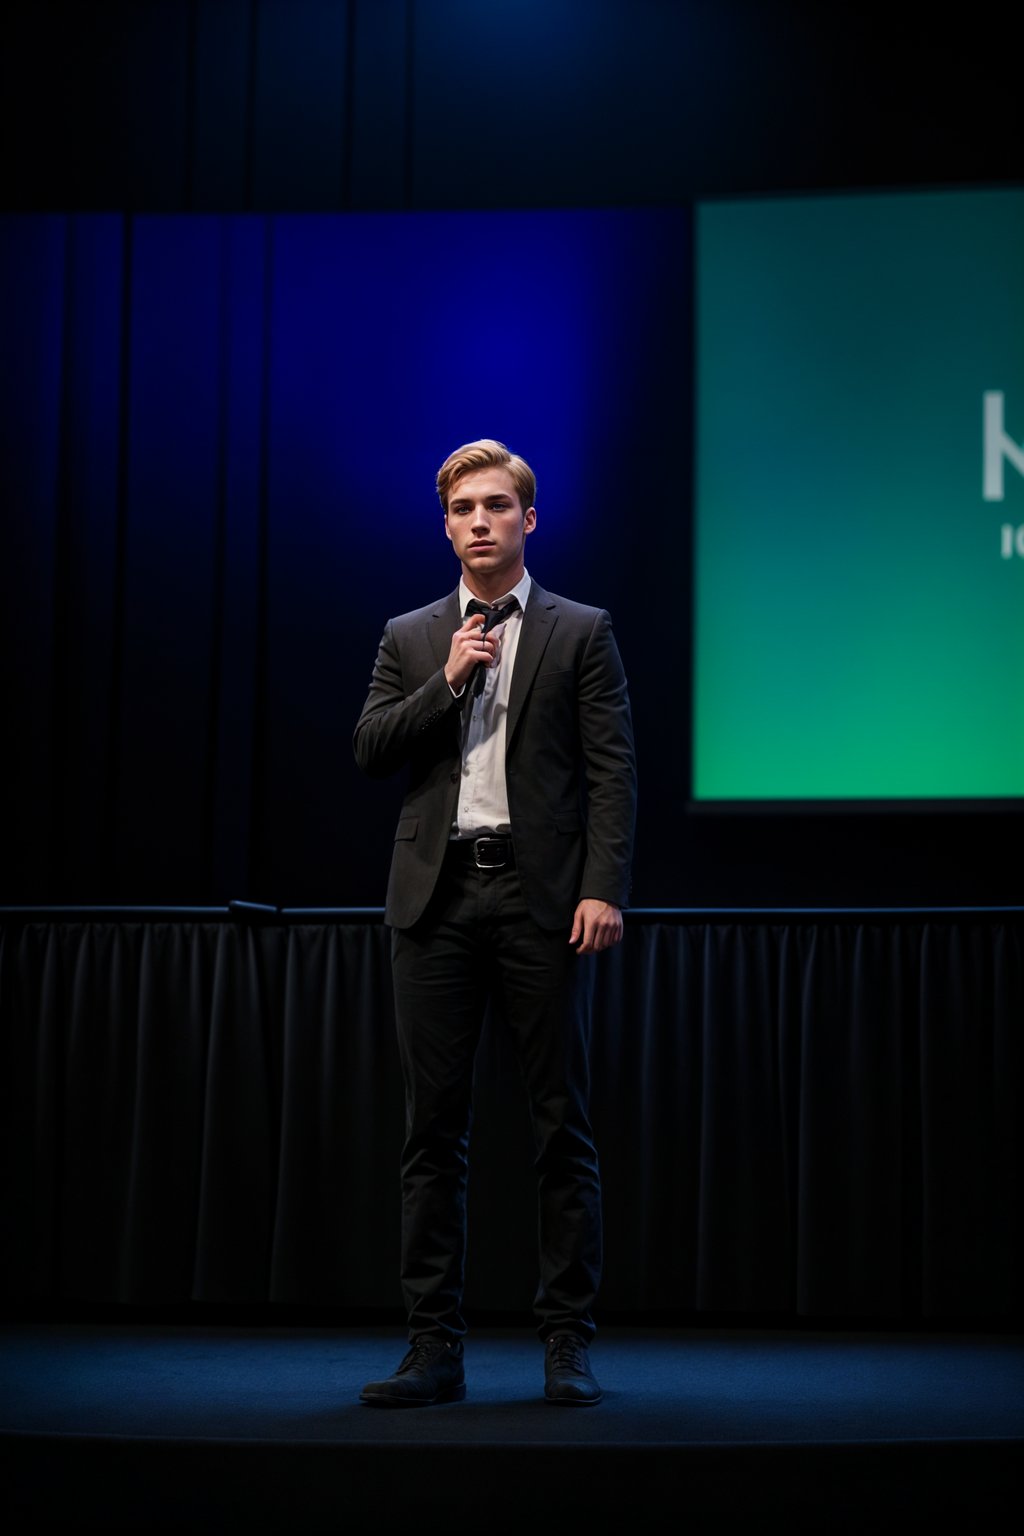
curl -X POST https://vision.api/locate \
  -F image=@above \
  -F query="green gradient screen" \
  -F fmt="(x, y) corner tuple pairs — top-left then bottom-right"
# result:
(694, 188), (1024, 803)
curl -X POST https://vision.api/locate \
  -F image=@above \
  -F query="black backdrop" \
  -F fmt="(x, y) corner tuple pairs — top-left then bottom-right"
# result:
(4, 911), (1020, 1319)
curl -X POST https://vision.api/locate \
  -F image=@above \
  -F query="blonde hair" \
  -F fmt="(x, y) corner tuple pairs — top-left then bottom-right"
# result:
(436, 439), (536, 514)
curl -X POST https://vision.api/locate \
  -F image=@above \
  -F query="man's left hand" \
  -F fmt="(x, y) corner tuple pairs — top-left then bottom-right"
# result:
(569, 900), (624, 954)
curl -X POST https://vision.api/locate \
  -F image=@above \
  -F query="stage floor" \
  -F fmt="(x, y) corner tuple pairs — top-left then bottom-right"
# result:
(2, 1324), (1021, 1532)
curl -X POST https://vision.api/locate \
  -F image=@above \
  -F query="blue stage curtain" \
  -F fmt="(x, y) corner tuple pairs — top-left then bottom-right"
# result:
(1, 915), (1020, 1320)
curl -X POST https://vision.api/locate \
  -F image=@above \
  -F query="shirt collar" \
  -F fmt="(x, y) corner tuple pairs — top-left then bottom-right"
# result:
(459, 569), (532, 618)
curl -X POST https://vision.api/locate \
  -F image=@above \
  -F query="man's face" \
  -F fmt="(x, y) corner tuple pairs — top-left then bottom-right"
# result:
(444, 467), (536, 589)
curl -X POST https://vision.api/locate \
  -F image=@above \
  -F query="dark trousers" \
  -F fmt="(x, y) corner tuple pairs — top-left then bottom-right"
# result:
(389, 853), (601, 1343)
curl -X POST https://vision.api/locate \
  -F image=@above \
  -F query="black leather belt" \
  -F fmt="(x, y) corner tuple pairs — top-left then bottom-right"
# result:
(448, 835), (515, 870)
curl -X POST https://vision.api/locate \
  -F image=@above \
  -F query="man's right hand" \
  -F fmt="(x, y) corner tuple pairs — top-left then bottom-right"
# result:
(444, 613), (495, 692)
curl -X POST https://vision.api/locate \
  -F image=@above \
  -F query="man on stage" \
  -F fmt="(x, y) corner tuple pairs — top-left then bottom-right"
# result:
(354, 439), (636, 1406)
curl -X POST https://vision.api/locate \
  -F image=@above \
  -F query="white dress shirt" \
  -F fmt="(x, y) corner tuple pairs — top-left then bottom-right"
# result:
(451, 570), (532, 838)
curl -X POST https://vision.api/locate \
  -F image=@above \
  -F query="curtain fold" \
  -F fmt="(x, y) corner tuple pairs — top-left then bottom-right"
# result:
(1, 917), (1020, 1318)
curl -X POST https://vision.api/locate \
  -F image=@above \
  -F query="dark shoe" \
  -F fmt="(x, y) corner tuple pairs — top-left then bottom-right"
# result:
(359, 1334), (466, 1408)
(544, 1331), (602, 1405)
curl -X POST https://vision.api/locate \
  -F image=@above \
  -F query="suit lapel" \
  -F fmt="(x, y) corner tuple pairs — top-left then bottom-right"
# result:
(426, 589), (462, 674)
(507, 583), (558, 746)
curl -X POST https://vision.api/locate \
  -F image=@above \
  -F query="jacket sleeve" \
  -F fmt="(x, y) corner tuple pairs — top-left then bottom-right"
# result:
(576, 610), (637, 909)
(352, 619), (463, 779)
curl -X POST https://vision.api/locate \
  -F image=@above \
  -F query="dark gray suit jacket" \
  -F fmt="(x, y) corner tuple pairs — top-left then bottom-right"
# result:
(353, 581), (636, 931)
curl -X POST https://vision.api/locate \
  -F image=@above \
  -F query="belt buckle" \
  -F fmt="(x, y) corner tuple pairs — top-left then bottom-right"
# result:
(473, 836), (507, 870)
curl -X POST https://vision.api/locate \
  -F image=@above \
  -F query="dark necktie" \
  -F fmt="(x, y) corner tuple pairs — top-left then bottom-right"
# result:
(465, 597), (520, 696)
